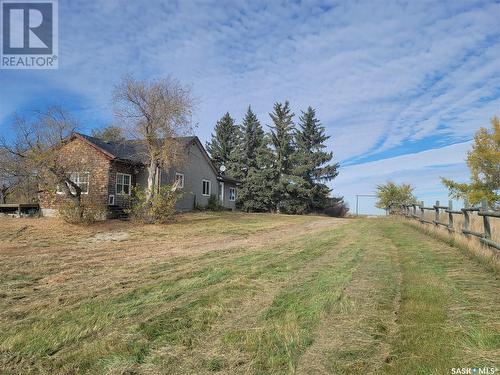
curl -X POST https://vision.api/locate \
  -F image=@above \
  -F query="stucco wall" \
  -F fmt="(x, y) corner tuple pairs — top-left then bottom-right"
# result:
(175, 141), (219, 210)
(144, 141), (222, 210)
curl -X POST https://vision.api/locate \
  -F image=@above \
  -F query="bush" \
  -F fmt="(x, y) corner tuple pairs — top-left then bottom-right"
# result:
(59, 201), (107, 224)
(128, 185), (181, 224)
(324, 202), (350, 217)
(206, 194), (222, 211)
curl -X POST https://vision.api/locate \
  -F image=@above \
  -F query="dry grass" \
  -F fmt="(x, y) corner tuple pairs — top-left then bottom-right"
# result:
(407, 211), (500, 271)
(0, 213), (498, 375)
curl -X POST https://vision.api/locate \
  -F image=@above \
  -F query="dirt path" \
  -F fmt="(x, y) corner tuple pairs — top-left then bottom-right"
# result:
(295, 220), (402, 374)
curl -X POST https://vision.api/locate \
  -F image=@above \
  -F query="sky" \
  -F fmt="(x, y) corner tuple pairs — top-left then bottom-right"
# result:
(1, 0), (499, 214)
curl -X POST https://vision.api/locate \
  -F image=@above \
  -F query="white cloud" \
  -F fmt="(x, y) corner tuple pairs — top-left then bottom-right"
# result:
(333, 142), (471, 214)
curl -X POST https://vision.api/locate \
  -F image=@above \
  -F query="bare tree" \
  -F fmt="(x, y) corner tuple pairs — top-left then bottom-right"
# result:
(91, 125), (126, 142)
(113, 75), (194, 201)
(0, 107), (88, 216)
(0, 149), (16, 203)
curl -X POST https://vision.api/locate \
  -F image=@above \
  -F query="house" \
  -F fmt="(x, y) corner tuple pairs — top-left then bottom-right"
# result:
(39, 132), (239, 217)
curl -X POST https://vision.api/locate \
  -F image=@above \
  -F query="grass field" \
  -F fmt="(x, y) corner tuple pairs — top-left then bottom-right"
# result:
(0, 212), (499, 374)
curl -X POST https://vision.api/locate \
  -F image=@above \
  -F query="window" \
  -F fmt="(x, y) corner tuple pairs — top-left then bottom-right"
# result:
(116, 173), (132, 195)
(56, 172), (89, 194)
(229, 187), (236, 201)
(202, 179), (211, 196)
(175, 172), (184, 188)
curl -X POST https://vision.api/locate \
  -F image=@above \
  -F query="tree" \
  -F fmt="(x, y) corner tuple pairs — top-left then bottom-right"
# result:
(442, 117), (500, 206)
(206, 112), (239, 174)
(294, 106), (339, 211)
(235, 107), (274, 211)
(268, 101), (299, 213)
(0, 107), (88, 216)
(0, 149), (18, 203)
(375, 181), (416, 211)
(91, 125), (125, 142)
(113, 75), (194, 202)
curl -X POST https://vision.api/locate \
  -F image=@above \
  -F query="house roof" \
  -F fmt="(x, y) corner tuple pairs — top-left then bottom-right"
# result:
(71, 132), (224, 177)
(73, 132), (197, 164)
(218, 174), (241, 185)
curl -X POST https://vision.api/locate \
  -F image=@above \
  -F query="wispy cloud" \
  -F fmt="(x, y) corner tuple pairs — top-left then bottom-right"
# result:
(0, 0), (498, 211)
(333, 142), (472, 213)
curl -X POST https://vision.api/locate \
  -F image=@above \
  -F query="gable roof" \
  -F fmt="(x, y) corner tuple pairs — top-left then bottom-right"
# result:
(71, 132), (218, 175)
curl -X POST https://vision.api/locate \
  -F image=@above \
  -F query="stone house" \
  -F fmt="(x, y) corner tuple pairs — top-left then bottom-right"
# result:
(39, 133), (239, 217)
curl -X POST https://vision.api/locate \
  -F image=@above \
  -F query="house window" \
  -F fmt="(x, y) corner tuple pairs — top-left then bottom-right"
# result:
(57, 172), (89, 194)
(175, 172), (184, 188)
(202, 179), (211, 196)
(229, 187), (236, 201)
(116, 173), (132, 195)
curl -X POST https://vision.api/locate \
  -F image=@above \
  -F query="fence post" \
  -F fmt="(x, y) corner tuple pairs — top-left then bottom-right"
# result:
(463, 199), (470, 238)
(481, 198), (491, 240)
(420, 200), (424, 222)
(434, 200), (440, 226)
(413, 203), (417, 218)
(448, 200), (453, 231)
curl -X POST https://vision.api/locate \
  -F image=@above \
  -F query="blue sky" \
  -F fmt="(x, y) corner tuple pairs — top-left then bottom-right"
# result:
(1, 0), (499, 213)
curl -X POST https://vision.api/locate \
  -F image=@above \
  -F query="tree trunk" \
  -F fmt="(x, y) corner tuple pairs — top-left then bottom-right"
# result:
(59, 177), (83, 219)
(0, 189), (6, 204)
(146, 159), (158, 202)
(69, 193), (83, 218)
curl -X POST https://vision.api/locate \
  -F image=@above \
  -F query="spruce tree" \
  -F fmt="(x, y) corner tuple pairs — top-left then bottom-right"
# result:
(243, 136), (274, 212)
(294, 106), (339, 211)
(206, 112), (239, 173)
(236, 107), (273, 211)
(268, 101), (309, 213)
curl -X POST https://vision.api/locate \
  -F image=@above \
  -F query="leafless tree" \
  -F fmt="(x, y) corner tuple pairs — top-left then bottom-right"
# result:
(113, 75), (194, 201)
(0, 107), (88, 215)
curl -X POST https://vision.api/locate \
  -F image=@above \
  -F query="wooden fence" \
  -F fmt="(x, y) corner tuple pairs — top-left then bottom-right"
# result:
(392, 198), (500, 251)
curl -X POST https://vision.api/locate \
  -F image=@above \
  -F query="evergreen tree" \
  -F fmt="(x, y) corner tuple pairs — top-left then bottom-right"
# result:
(235, 107), (273, 211)
(294, 106), (339, 211)
(206, 112), (239, 173)
(243, 136), (274, 212)
(268, 101), (308, 213)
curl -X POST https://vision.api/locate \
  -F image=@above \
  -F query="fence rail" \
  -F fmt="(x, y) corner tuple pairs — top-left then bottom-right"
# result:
(391, 198), (500, 251)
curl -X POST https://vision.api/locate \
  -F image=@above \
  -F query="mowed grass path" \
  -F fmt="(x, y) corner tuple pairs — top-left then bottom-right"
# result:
(0, 213), (498, 374)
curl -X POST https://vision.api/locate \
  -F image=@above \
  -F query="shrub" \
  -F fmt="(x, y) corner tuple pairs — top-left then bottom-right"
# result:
(128, 185), (181, 224)
(59, 201), (107, 224)
(206, 194), (222, 211)
(194, 202), (205, 211)
(324, 202), (350, 217)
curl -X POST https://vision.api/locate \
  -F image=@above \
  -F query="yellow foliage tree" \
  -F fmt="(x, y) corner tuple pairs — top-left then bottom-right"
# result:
(375, 181), (416, 211)
(442, 116), (500, 206)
